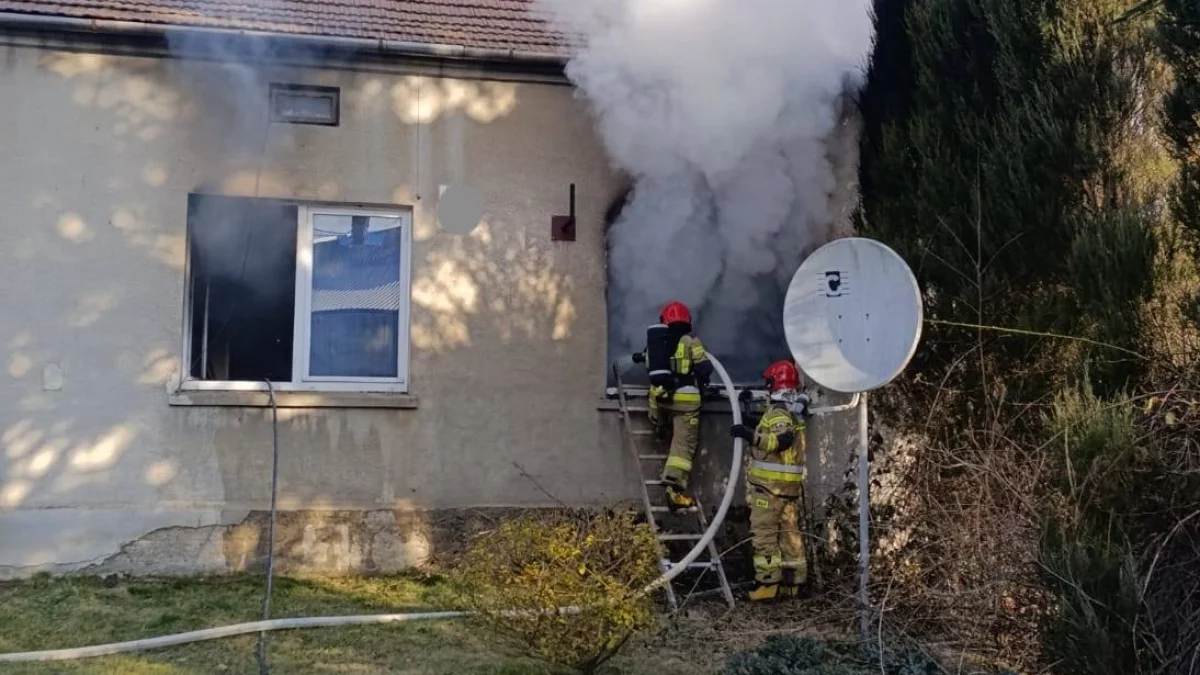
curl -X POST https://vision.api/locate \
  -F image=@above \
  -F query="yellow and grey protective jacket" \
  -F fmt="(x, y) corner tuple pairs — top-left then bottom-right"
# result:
(643, 333), (712, 407)
(747, 403), (806, 498)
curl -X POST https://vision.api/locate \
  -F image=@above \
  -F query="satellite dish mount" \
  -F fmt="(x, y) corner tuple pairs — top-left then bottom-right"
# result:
(783, 237), (923, 639)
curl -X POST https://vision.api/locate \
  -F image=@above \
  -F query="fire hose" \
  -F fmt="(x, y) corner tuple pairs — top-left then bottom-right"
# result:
(0, 354), (744, 663)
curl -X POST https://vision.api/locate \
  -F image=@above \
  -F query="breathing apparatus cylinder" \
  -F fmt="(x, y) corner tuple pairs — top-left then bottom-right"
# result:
(645, 323), (675, 389)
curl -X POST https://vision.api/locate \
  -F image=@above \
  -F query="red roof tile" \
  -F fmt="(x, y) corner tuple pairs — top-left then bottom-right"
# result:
(0, 0), (569, 54)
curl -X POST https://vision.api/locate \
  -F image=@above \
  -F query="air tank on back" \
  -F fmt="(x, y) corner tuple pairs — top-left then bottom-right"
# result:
(644, 323), (676, 388)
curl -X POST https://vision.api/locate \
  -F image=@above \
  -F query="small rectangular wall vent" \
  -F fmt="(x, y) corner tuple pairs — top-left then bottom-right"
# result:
(269, 83), (340, 126)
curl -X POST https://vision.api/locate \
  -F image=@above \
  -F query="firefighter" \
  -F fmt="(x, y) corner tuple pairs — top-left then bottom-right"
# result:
(632, 301), (712, 511)
(730, 359), (809, 601)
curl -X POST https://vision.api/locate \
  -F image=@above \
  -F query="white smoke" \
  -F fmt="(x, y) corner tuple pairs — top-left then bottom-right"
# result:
(536, 0), (873, 379)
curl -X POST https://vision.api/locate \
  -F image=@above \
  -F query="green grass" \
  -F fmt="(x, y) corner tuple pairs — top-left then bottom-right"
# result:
(0, 574), (721, 675)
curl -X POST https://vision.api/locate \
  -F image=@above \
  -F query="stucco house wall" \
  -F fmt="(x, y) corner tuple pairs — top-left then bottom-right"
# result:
(0, 25), (863, 580)
(0, 31), (642, 577)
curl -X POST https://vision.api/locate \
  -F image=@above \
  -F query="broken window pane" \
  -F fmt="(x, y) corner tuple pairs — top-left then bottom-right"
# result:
(308, 214), (402, 379)
(187, 194), (297, 382)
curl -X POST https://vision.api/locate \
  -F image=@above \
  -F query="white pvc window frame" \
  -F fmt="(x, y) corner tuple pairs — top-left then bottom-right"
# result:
(178, 201), (413, 395)
(294, 205), (412, 389)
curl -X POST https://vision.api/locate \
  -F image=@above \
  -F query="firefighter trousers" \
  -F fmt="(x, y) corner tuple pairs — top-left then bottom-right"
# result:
(648, 393), (701, 490)
(747, 486), (806, 586)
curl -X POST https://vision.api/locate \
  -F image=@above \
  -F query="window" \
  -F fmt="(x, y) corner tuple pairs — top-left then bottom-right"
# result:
(182, 194), (412, 393)
(269, 84), (340, 126)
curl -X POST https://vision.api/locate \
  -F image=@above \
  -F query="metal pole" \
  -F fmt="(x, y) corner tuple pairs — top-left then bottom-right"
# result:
(858, 392), (870, 641)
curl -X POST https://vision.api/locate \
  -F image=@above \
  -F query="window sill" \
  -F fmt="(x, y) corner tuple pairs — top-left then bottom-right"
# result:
(169, 389), (419, 409)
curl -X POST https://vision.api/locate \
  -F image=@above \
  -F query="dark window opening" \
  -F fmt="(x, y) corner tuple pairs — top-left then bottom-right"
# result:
(186, 194), (298, 382)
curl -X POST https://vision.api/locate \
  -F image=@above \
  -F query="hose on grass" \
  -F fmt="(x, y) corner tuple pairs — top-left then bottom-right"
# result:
(0, 355), (743, 664)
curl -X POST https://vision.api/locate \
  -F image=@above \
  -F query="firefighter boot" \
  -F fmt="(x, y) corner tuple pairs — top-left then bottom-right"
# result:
(779, 570), (809, 599)
(779, 570), (796, 599)
(747, 583), (780, 602)
(664, 485), (696, 512)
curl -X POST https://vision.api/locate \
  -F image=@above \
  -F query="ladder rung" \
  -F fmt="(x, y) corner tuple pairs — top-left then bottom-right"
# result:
(639, 454), (668, 460)
(686, 587), (732, 598)
(650, 506), (698, 514)
(663, 560), (717, 571)
(631, 430), (656, 436)
(658, 534), (703, 542)
(644, 479), (667, 486)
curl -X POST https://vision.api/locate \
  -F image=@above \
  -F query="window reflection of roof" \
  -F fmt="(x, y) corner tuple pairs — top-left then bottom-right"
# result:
(311, 229), (402, 312)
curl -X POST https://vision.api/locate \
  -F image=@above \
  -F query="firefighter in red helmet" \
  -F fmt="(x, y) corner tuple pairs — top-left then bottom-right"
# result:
(730, 359), (810, 601)
(632, 301), (712, 511)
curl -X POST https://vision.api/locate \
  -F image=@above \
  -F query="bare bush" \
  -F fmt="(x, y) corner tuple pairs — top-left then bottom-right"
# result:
(452, 508), (661, 675)
(819, 367), (1052, 671)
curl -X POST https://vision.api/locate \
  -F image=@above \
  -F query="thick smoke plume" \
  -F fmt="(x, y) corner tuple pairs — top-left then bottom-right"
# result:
(536, 0), (874, 380)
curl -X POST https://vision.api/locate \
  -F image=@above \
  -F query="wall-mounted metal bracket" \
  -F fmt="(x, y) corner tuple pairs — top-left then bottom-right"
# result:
(552, 183), (576, 241)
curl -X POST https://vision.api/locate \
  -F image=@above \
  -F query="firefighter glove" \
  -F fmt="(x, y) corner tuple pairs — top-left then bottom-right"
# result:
(730, 424), (754, 441)
(793, 393), (812, 417)
(631, 352), (645, 364)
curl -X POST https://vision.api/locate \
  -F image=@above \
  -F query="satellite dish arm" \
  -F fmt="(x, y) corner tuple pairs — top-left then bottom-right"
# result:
(807, 392), (861, 416)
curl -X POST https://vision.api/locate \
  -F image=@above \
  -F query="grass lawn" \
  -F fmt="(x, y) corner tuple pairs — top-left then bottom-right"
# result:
(0, 574), (740, 675)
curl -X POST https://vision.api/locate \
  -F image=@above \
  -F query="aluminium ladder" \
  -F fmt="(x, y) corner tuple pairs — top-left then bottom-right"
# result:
(612, 365), (736, 610)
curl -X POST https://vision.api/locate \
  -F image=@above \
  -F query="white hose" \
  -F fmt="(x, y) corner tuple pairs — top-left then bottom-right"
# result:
(0, 355), (744, 664)
(0, 613), (469, 662)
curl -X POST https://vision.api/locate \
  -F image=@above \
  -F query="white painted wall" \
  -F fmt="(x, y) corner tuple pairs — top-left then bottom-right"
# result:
(0, 39), (635, 576)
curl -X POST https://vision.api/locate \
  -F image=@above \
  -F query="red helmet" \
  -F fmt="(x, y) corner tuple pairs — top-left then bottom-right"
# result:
(659, 301), (692, 326)
(763, 360), (801, 393)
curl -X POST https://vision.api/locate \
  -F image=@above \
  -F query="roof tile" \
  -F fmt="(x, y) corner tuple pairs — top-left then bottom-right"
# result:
(0, 0), (569, 53)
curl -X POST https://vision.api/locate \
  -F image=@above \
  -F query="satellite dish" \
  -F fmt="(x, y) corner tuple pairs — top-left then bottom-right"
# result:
(783, 237), (922, 393)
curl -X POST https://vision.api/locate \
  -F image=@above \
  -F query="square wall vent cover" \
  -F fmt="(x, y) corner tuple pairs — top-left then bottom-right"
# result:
(269, 83), (340, 126)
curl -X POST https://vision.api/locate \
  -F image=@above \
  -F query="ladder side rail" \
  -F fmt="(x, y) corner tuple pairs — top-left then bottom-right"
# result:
(613, 364), (661, 535)
(613, 362), (679, 610)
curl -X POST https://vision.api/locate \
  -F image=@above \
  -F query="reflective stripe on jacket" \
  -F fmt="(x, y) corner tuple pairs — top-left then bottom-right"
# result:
(748, 460), (805, 484)
(669, 335), (709, 376)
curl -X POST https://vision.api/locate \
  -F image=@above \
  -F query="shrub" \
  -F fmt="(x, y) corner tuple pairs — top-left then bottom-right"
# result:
(1035, 380), (1196, 675)
(722, 634), (953, 675)
(1044, 380), (1139, 514)
(1037, 521), (1149, 675)
(854, 0), (1186, 669)
(452, 509), (661, 675)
